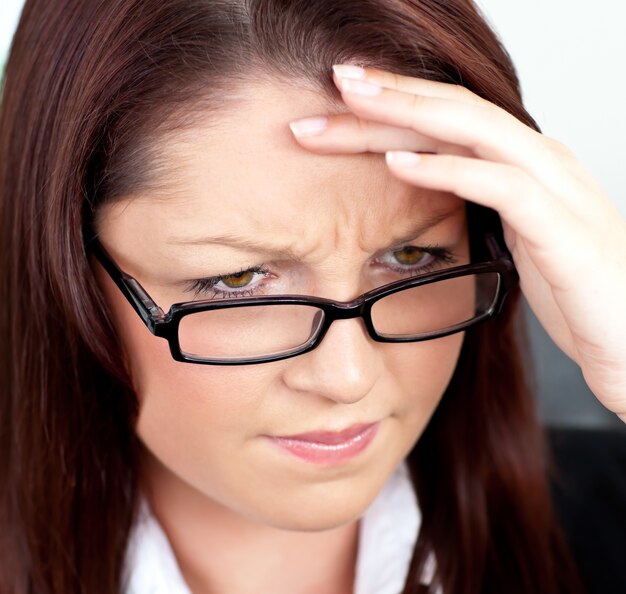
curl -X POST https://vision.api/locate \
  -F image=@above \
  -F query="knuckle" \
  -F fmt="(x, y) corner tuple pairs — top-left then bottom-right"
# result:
(408, 93), (427, 128)
(438, 155), (464, 183)
(540, 133), (575, 158)
(409, 92), (426, 111)
(453, 84), (486, 105)
(355, 117), (375, 152)
(354, 115), (367, 137)
(452, 83), (471, 97)
(508, 165), (533, 200)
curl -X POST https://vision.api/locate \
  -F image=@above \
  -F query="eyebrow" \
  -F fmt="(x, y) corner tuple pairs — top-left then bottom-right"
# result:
(166, 206), (463, 257)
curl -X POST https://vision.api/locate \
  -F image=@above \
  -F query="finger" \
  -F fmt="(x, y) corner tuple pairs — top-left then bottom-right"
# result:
(332, 76), (592, 211)
(334, 75), (531, 161)
(289, 112), (474, 158)
(390, 152), (626, 299)
(384, 151), (585, 280)
(332, 64), (488, 107)
(331, 66), (602, 199)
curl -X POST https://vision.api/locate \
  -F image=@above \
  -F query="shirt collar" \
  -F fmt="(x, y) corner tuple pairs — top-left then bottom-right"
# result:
(122, 459), (426, 594)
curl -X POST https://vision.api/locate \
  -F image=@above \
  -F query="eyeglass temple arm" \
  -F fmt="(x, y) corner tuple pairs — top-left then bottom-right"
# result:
(86, 235), (166, 332)
(485, 231), (511, 260)
(483, 231), (520, 298)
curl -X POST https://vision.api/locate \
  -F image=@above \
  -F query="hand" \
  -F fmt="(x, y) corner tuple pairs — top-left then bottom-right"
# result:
(288, 64), (626, 421)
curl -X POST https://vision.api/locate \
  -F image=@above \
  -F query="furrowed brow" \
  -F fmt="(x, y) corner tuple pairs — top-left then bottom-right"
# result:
(166, 206), (463, 256)
(387, 207), (463, 248)
(166, 233), (302, 260)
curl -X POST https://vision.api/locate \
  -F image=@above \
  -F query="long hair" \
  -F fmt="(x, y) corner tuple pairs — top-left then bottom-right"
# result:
(0, 1), (584, 592)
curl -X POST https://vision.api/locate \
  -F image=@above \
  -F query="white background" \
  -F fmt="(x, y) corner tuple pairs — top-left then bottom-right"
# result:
(474, 0), (626, 219)
(0, 1), (22, 66)
(1, 1), (624, 425)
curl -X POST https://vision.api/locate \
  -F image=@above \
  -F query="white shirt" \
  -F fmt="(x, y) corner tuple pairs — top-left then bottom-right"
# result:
(122, 459), (436, 594)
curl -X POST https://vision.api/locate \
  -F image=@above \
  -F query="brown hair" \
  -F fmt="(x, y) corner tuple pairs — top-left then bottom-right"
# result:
(0, 1), (584, 593)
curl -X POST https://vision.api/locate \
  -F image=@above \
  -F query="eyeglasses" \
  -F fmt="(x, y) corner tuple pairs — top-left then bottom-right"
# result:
(85, 232), (518, 365)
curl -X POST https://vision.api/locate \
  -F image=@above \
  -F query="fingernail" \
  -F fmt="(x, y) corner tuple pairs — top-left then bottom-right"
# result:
(340, 78), (382, 97)
(332, 64), (367, 80)
(289, 116), (329, 138)
(386, 151), (422, 167)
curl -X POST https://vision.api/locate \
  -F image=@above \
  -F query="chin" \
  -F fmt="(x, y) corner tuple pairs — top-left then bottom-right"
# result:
(258, 505), (364, 533)
(234, 477), (385, 533)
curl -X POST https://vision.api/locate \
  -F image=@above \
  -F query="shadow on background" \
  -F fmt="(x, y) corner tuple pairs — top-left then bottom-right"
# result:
(522, 298), (623, 429)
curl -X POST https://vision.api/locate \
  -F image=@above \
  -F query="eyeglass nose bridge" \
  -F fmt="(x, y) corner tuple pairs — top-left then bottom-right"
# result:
(309, 297), (379, 346)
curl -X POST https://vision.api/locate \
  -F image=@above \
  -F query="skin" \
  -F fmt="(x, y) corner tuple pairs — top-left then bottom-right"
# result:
(91, 60), (626, 593)
(93, 81), (470, 594)
(289, 64), (626, 418)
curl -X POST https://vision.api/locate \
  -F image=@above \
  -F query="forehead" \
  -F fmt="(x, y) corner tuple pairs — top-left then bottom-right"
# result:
(98, 81), (464, 256)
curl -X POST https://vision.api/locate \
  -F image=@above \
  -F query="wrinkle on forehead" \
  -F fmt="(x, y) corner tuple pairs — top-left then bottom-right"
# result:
(97, 80), (465, 265)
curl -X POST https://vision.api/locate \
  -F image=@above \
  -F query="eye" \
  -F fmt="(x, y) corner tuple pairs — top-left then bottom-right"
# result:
(221, 270), (257, 288)
(375, 244), (457, 275)
(392, 246), (427, 266)
(184, 266), (273, 299)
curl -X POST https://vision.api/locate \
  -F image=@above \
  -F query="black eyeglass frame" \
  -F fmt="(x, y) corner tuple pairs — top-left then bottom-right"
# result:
(86, 232), (519, 365)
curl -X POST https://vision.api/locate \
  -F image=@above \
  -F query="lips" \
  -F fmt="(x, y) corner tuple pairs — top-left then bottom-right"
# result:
(267, 421), (381, 466)
(274, 422), (378, 445)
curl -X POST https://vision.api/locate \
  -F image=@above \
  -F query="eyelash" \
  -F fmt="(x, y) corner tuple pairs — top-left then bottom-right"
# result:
(185, 265), (274, 300)
(183, 245), (458, 300)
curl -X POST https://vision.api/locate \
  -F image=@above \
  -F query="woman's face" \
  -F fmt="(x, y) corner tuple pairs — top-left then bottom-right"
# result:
(93, 81), (469, 532)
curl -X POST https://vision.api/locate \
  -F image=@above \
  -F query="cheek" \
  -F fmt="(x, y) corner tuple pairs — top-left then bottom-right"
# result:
(381, 332), (464, 436)
(95, 264), (273, 487)
(135, 353), (277, 503)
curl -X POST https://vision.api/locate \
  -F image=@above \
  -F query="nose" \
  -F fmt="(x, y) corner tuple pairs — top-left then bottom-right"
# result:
(281, 315), (382, 404)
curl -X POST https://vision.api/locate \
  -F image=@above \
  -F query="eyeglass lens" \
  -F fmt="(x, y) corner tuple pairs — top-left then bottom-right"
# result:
(177, 271), (500, 361)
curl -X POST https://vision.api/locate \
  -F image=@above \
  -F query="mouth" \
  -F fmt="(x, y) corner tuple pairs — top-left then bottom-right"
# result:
(264, 421), (381, 466)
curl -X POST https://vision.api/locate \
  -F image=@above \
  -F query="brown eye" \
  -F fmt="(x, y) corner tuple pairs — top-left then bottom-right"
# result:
(221, 270), (255, 288)
(392, 246), (426, 266)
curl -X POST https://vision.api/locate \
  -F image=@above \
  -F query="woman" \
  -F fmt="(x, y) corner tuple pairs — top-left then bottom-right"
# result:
(1, 0), (624, 593)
